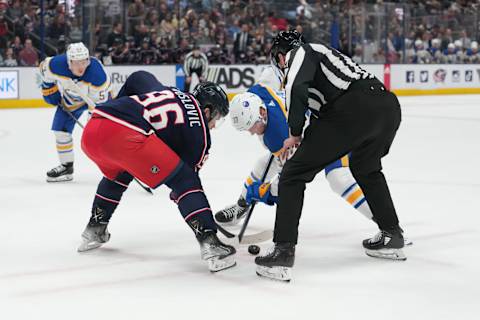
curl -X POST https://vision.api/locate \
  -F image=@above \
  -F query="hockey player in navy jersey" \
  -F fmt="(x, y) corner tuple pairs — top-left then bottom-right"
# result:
(39, 42), (111, 182)
(78, 71), (236, 272)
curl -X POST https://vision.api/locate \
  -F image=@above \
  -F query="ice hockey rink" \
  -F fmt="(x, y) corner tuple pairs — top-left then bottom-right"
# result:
(1, 94), (478, 320)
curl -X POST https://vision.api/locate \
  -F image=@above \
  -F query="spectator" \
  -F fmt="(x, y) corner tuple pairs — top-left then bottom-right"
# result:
(160, 13), (177, 42)
(233, 23), (252, 62)
(133, 20), (150, 46)
(21, 6), (37, 29)
(3, 48), (18, 67)
(18, 38), (38, 66)
(107, 22), (126, 48)
(6, 0), (23, 25)
(172, 38), (190, 63)
(137, 37), (157, 64)
(128, 0), (145, 18)
(352, 46), (363, 64)
(206, 44), (230, 64)
(48, 13), (68, 43)
(157, 37), (173, 63)
(458, 29), (471, 49)
(127, 0), (145, 34)
(10, 36), (23, 57)
(0, 13), (8, 49)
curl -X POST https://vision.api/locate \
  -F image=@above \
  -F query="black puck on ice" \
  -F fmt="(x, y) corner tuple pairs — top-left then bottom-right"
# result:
(248, 245), (260, 255)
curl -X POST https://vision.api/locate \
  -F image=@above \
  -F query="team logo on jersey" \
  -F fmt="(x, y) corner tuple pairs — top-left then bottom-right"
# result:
(433, 69), (446, 83)
(243, 101), (249, 108)
(151, 165), (159, 174)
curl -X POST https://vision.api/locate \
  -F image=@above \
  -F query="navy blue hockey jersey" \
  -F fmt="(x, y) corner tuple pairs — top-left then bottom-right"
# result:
(93, 85), (210, 171)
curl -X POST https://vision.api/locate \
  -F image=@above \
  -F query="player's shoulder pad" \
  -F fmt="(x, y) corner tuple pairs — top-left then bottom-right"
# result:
(247, 84), (271, 102)
(82, 57), (108, 88)
(48, 54), (73, 78)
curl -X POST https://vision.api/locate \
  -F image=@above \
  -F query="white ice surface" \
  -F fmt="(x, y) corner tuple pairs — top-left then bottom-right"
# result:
(1, 95), (479, 320)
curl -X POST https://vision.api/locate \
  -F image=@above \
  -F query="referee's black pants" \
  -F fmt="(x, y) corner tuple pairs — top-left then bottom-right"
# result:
(274, 79), (402, 244)
(184, 68), (203, 92)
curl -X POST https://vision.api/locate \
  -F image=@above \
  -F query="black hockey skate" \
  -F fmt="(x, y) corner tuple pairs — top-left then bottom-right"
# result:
(77, 222), (111, 252)
(189, 218), (236, 272)
(214, 197), (251, 226)
(255, 242), (295, 282)
(78, 207), (111, 252)
(46, 162), (73, 182)
(399, 226), (413, 246)
(363, 227), (406, 261)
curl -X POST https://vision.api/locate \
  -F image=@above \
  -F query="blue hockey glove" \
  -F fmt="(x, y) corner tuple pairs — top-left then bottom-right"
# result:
(245, 180), (277, 206)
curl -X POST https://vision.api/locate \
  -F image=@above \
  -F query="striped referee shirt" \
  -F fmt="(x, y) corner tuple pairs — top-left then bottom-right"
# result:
(183, 51), (209, 77)
(285, 43), (374, 136)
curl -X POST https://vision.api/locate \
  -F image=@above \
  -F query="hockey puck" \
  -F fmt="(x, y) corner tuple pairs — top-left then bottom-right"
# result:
(248, 245), (260, 255)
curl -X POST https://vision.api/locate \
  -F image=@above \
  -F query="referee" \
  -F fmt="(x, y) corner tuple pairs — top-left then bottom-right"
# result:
(183, 45), (209, 92)
(255, 31), (406, 282)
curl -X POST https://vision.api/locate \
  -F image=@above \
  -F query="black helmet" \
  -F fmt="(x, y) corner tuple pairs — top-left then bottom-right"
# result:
(192, 81), (229, 118)
(270, 30), (306, 69)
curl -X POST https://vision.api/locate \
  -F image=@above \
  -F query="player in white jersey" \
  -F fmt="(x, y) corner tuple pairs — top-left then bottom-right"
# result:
(39, 43), (111, 182)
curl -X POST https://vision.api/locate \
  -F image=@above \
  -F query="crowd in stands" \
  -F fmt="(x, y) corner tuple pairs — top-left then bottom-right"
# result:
(0, 0), (479, 66)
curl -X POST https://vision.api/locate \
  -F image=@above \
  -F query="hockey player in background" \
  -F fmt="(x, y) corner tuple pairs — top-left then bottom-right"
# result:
(39, 42), (111, 182)
(78, 71), (236, 272)
(442, 43), (458, 63)
(413, 39), (431, 64)
(466, 41), (480, 63)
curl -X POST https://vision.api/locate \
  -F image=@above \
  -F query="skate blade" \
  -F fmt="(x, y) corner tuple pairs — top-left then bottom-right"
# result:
(256, 265), (292, 282)
(208, 256), (236, 272)
(77, 240), (104, 252)
(46, 174), (73, 183)
(365, 248), (407, 261)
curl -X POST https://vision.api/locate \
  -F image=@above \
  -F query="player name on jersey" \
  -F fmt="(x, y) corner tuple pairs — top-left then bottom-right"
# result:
(171, 88), (202, 127)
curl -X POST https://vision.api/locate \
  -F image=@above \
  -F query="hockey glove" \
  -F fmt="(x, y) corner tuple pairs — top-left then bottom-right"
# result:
(245, 180), (277, 206)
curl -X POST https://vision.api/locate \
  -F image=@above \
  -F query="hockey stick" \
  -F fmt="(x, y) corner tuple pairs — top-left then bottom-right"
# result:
(217, 154), (275, 245)
(61, 82), (153, 195)
(238, 154), (274, 242)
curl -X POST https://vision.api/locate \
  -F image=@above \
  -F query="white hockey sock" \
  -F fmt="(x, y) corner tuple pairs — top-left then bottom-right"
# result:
(326, 167), (373, 220)
(54, 131), (74, 164)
